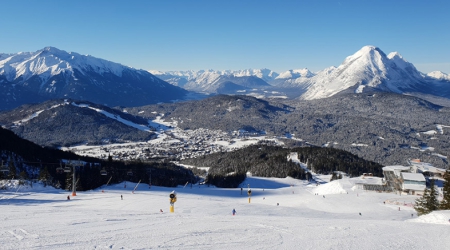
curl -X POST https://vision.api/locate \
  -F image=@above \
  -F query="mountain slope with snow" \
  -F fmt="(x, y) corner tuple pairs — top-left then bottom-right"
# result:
(427, 71), (450, 81)
(151, 69), (278, 94)
(284, 46), (450, 100)
(151, 46), (450, 101)
(0, 99), (155, 147)
(0, 47), (188, 111)
(297, 46), (422, 99)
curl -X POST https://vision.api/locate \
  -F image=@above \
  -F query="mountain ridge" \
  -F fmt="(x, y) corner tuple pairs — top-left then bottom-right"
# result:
(0, 47), (188, 111)
(151, 46), (450, 101)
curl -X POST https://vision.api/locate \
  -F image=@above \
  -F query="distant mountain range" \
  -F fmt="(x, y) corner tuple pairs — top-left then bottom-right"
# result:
(151, 46), (450, 101)
(0, 47), (188, 111)
(2, 46), (449, 112)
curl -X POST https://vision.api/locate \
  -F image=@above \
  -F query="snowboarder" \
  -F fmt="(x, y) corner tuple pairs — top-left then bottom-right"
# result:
(232, 209), (236, 216)
(67, 195), (70, 200)
(359, 213), (361, 216)
(160, 209), (163, 213)
(121, 195), (123, 200)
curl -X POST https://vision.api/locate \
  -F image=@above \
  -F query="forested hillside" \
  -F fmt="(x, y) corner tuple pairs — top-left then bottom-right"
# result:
(181, 144), (383, 188)
(0, 127), (195, 190)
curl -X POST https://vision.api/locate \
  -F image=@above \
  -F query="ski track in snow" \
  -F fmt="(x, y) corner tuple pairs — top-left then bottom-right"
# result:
(0, 177), (449, 249)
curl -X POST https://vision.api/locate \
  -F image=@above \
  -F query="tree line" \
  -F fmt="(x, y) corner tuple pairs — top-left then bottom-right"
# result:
(414, 173), (450, 215)
(181, 144), (383, 188)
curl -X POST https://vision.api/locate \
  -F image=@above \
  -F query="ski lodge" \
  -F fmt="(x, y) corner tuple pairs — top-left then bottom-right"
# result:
(355, 160), (438, 195)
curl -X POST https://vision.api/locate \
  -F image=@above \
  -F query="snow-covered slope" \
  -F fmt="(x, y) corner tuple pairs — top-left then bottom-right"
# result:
(0, 47), (128, 83)
(151, 69), (278, 93)
(0, 47), (187, 110)
(152, 45), (450, 101)
(1, 177), (449, 249)
(276, 68), (315, 79)
(298, 46), (436, 100)
(427, 71), (450, 81)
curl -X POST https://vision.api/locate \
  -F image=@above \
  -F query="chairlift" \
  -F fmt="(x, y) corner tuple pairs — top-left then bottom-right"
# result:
(100, 168), (107, 176)
(64, 166), (72, 173)
(56, 163), (64, 174)
(0, 161), (9, 173)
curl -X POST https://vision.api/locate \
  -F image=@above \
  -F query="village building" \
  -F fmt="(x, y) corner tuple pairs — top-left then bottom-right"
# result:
(400, 172), (426, 195)
(408, 159), (447, 179)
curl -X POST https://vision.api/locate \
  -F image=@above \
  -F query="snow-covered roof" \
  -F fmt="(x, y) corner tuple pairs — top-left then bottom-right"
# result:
(411, 163), (446, 174)
(382, 165), (410, 172)
(401, 173), (426, 182)
(354, 177), (383, 185)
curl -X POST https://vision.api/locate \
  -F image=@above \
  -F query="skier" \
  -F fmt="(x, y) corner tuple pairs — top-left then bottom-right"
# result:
(160, 209), (163, 213)
(121, 195), (123, 200)
(232, 209), (236, 216)
(359, 213), (361, 216)
(67, 195), (70, 200)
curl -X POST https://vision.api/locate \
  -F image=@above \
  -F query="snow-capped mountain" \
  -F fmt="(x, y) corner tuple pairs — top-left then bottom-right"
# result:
(276, 68), (315, 79)
(293, 46), (450, 100)
(427, 71), (450, 81)
(0, 47), (188, 111)
(150, 69), (278, 93)
(231, 68), (279, 82)
(151, 46), (450, 101)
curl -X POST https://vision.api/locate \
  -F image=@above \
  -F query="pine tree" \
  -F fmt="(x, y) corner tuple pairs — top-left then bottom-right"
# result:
(427, 179), (439, 211)
(8, 160), (16, 179)
(439, 171), (450, 210)
(39, 166), (52, 187)
(330, 172), (338, 182)
(414, 179), (439, 215)
(414, 188), (430, 216)
(19, 171), (28, 180)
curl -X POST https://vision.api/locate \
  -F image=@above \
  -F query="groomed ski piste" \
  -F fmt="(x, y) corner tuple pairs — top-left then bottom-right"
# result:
(1, 176), (449, 250)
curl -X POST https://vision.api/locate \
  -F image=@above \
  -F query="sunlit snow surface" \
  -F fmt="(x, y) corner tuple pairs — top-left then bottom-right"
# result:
(1, 177), (449, 249)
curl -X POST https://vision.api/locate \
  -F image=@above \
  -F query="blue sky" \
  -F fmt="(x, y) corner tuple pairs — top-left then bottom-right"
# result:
(1, 0), (449, 73)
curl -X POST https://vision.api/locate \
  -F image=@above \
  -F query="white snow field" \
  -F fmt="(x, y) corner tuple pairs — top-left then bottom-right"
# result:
(1, 177), (449, 250)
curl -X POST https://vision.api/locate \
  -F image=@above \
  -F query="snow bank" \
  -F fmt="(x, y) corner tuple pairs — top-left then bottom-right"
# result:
(313, 179), (347, 195)
(408, 210), (450, 225)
